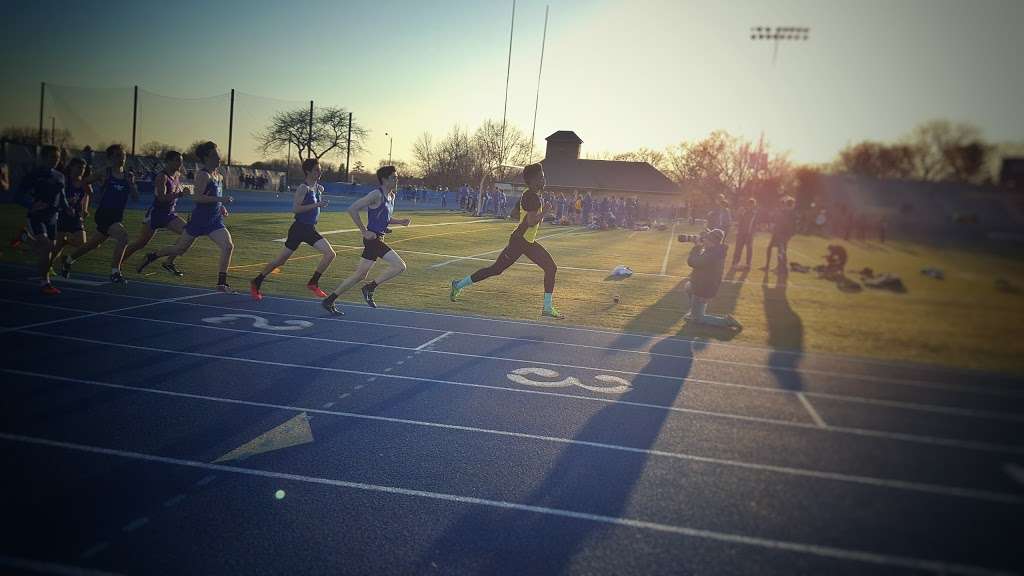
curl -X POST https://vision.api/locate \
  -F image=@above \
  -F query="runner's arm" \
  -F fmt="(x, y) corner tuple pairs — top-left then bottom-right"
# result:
(347, 189), (381, 234)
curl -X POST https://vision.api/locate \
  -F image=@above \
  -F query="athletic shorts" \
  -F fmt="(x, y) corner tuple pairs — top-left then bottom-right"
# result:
(28, 217), (56, 240)
(184, 220), (225, 237)
(94, 209), (124, 236)
(144, 207), (178, 230)
(284, 222), (324, 251)
(57, 214), (84, 233)
(361, 235), (393, 261)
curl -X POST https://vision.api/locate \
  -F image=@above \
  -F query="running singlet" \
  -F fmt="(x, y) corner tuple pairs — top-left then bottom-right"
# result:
(294, 183), (323, 225)
(366, 189), (393, 235)
(152, 172), (179, 215)
(513, 189), (543, 243)
(97, 169), (132, 214)
(188, 170), (224, 230)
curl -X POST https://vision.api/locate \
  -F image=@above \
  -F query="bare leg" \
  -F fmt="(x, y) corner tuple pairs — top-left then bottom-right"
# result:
(123, 224), (155, 262)
(371, 250), (407, 285)
(208, 227), (234, 275)
(328, 258), (375, 297)
(312, 239), (336, 275)
(105, 222), (130, 270)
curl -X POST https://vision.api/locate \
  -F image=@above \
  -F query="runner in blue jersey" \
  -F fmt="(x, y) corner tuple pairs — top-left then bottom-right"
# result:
(250, 157), (336, 301)
(23, 146), (71, 294)
(137, 141), (235, 292)
(60, 144), (139, 284)
(123, 150), (189, 277)
(322, 165), (410, 315)
(51, 157), (92, 281)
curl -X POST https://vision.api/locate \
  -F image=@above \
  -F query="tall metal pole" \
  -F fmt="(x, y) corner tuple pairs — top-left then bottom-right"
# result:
(131, 85), (138, 158)
(227, 89), (235, 166)
(50, 117), (55, 145)
(38, 82), (45, 148)
(500, 0), (516, 170)
(307, 100), (314, 160)
(344, 111), (353, 182)
(529, 5), (549, 162)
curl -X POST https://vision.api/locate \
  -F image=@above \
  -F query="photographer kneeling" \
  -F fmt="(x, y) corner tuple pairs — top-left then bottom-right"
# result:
(680, 228), (742, 329)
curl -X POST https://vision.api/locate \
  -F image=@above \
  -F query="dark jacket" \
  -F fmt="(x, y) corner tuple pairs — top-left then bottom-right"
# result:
(687, 242), (727, 299)
(735, 207), (758, 237)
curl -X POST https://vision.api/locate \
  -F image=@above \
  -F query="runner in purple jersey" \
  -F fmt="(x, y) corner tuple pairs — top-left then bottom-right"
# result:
(123, 150), (189, 277)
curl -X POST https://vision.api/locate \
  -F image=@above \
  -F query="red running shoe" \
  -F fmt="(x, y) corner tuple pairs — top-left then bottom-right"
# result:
(40, 283), (61, 295)
(307, 283), (327, 298)
(249, 280), (263, 302)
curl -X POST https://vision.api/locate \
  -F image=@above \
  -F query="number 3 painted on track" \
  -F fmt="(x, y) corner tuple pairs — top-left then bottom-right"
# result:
(507, 367), (633, 394)
(202, 314), (313, 331)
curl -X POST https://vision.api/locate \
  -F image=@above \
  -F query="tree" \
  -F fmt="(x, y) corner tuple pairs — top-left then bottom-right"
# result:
(904, 119), (988, 183)
(1, 125), (73, 148)
(612, 148), (668, 172)
(255, 106), (367, 163)
(834, 141), (915, 180)
(139, 140), (174, 158)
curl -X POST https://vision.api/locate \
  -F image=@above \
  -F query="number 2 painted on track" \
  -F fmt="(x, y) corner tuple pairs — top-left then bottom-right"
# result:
(202, 314), (313, 331)
(507, 367), (633, 394)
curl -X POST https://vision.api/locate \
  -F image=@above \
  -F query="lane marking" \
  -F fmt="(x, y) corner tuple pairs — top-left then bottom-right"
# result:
(30, 275), (107, 287)
(194, 474), (217, 487)
(4, 369), (1020, 504)
(798, 393), (828, 429)
(202, 313), (312, 331)
(121, 517), (149, 532)
(415, 331), (453, 351)
(80, 542), (110, 560)
(162, 494), (186, 508)
(0, 434), (1015, 576)
(0, 555), (124, 576)
(2, 275), (1008, 385)
(659, 222), (677, 276)
(273, 218), (505, 242)
(7, 293), (1019, 407)
(507, 367), (633, 394)
(0, 291), (217, 335)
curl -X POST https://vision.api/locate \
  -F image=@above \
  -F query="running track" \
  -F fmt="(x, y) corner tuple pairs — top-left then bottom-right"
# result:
(0, 266), (1021, 575)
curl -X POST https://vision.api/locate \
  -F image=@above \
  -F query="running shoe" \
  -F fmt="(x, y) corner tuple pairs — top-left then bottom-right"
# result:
(137, 252), (158, 273)
(110, 270), (127, 285)
(542, 306), (564, 319)
(59, 255), (72, 279)
(161, 262), (184, 277)
(361, 283), (377, 308)
(40, 283), (61, 295)
(321, 298), (344, 316)
(216, 283), (232, 293)
(250, 280), (263, 302)
(449, 279), (462, 302)
(307, 283), (328, 298)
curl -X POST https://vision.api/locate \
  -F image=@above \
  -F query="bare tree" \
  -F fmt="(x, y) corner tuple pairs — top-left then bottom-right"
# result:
(255, 106), (367, 163)
(612, 147), (669, 172)
(904, 120), (984, 182)
(139, 140), (175, 158)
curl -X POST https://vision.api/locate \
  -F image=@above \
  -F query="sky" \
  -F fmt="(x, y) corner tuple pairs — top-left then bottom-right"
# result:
(1, 0), (1021, 168)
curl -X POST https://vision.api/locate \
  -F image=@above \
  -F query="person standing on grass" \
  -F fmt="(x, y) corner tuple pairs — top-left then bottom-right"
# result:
(449, 163), (562, 319)
(59, 144), (139, 284)
(51, 158), (92, 277)
(121, 150), (189, 277)
(23, 145), (70, 294)
(321, 165), (410, 315)
(731, 197), (758, 270)
(763, 196), (797, 273)
(136, 141), (235, 292)
(250, 158), (336, 301)
(706, 194), (732, 239)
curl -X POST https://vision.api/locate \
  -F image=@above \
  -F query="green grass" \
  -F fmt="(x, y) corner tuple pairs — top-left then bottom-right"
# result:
(4, 205), (1023, 374)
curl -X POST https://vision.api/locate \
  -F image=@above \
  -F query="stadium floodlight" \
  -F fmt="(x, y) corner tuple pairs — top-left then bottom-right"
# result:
(750, 25), (810, 65)
(385, 132), (393, 166)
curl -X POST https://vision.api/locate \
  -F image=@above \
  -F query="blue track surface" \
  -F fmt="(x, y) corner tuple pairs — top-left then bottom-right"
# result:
(0, 266), (1022, 576)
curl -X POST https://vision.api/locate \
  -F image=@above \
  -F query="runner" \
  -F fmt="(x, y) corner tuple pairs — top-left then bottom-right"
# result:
(449, 163), (562, 318)
(123, 150), (189, 277)
(60, 144), (139, 284)
(51, 158), (92, 275)
(250, 158), (335, 301)
(137, 141), (235, 291)
(321, 165), (410, 315)
(23, 145), (69, 294)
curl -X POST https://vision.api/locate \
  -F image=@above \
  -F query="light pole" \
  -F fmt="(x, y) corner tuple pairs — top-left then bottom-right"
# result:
(385, 132), (393, 166)
(750, 26), (809, 66)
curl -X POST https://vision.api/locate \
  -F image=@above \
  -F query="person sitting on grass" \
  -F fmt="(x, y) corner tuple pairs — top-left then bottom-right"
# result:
(682, 228), (741, 329)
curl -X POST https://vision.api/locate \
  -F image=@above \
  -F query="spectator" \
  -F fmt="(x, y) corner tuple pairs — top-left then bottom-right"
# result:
(441, 187), (448, 209)
(683, 229), (741, 328)
(763, 196), (797, 273)
(582, 191), (593, 227)
(731, 197), (758, 270)
(706, 194), (732, 237)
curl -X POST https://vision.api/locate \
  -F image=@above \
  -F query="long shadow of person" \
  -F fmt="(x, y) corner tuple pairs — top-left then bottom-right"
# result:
(762, 272), (805, 391)
(413, 281), (696, 573)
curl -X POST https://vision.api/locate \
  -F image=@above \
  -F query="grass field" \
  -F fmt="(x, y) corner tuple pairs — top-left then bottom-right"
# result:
(3, 204), (1023, 374)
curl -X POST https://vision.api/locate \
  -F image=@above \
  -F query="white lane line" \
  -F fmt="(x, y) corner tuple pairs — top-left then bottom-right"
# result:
(415, 331), (453, 351)
(0, 433), (1014, 576)
(4, 369), (1020, 504)
(0, 555), (125, 576)
(194, 474), (217, 487)
(6, 294), (1019, 405)
(273, 218), (504, 242)
(80, 541), (110, 559)
(338, 394), (350, 400)
(396, 361), (404, 365)
(798, 393), (828, 428)
(31, 275), (107, 287)
(121, 517), (149, 532)
(9, 325), (1024, 457)
(0, 291), (217, 334)
(427, 228), (582, 269)
(163, 494), (187, 508)
(2, 276), (1005, 383)
(659, 222), (677, 276)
